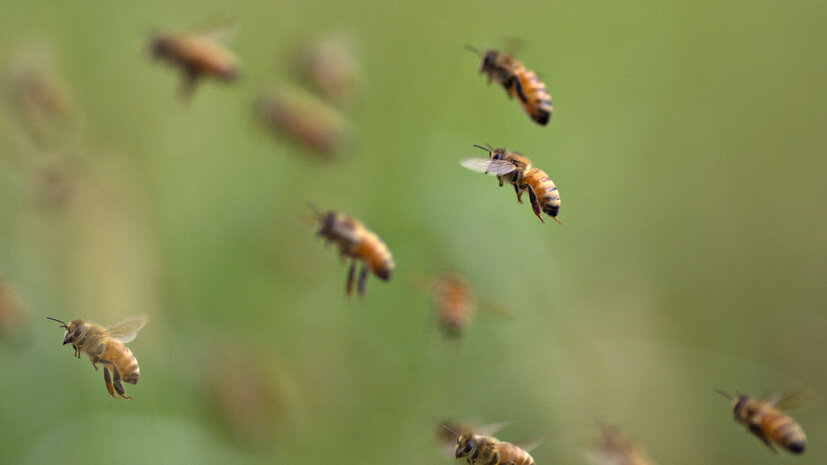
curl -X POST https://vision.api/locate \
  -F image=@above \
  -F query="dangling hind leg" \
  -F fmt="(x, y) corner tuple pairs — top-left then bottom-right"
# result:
(102, 365), (117, 398)
(526, 185), (545, 223)
(357, 265), (369, 297)
(110, 364), (132, 399)
(346, 260), (357, 297)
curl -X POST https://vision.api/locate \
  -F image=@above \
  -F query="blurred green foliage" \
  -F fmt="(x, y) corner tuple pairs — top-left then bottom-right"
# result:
(0, 1), (825, 464)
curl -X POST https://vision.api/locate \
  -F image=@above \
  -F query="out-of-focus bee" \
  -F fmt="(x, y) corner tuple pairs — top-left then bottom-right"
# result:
(432, 274), (475, 338)
(47, 315), (147, 399)
(9, 45), (72, 144)
(586, 424), (657, 465)
(468, 46), (552, 126)
(444, 424), (536, 465)
(0, 280), (26, 335)
(295, 36), (363, 105)
(716, 390), (808, 454)
(461, 144), (561, 223)
(311, 206), (394, 297)
(256, 91), (350, 159)
(150, 28), (240, 97)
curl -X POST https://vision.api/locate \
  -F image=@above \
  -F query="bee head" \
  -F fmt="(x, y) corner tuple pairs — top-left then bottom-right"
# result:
(480, 50), (497, 73)
(455, 432), (478, 459)
(47, 317), (84, 345)
(150, 34), (172, 59)
(472, 143), (498, 159)
(731, 395), (754, 422)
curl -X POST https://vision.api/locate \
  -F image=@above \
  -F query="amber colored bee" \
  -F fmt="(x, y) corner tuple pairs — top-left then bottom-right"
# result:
(150, 29), (240, 97)
(586, 424), (657, 465)
(469, 46), (552, 126)
(256, 91), (350, 159)
(47, 315), (147, 399)
(9, 46), (72, 144)
(311, 206), (394, 297)
(296, 37), (362, 105)
(0, 280), (26, 335)
(431, 274), (475, 338)
(461, 144), (561, 223)
(717, 390), (808, 454)
(444, 424), (536, 465)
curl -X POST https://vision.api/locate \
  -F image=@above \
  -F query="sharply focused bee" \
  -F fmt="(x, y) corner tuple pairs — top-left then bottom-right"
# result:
(469, 46), (552, 126)
(586, 424), (657, 465)
(716, 390), (808, 454)
(256, 91), (350, 159)
(444, 424), (536, 465)
(150, 28), (240, 97)
(461, 144), (561, 223)
(311, 206), (394, 297)
(48, 315), (147, 399)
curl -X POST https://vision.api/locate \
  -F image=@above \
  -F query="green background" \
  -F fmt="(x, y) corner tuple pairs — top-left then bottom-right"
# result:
(1, 1), (825, 464)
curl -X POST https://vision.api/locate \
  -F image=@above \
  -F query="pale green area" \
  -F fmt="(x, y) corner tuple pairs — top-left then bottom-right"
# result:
(0, 1), (825, 464)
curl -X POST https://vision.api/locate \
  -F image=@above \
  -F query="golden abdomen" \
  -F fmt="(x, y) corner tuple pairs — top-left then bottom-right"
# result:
(102, 340), (140, 384)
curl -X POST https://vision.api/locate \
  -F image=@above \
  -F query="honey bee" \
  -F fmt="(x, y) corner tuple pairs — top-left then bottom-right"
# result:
(431, 274), (475, 338)
(150, 28), (240, 97)
(716, 389), (808, 454)
(9, 45), (72, 145)
(296, 36), (363, 105)
(469, 46), (552, 126)
(586, 424), (657, 465)
(444, 424), (536, 465)
(256, 91), (350, 159)
(47, 315), (147, 399)
(461, 144), (561, 223)
(311, 206), (394, 297)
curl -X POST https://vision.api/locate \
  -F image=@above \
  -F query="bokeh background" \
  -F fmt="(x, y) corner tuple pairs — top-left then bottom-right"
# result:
(1, 1), (825, 464)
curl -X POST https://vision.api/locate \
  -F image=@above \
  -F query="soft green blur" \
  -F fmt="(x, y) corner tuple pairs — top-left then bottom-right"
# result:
(1, 1), (825, 464)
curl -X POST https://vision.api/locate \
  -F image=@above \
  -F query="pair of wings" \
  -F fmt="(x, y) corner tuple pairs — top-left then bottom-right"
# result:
(103, 314), (148, 343)
(460, 157), (520, 176)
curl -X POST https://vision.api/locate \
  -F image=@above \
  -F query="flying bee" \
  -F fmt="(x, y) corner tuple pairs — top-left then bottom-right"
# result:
(256, 91), (350, 159)
(311, 206), (394, 297)
(432, 274), (475, 338)
(716, 389), (809, 454)
(150, 28), (240, 98)
(586, 424), (657, 465)
(295, 36), (363, 105)
(461, 144), (561, 223)
(444, 424), (537, 465)
(468, 46), (552, 126)
(47, 315), (147, 399)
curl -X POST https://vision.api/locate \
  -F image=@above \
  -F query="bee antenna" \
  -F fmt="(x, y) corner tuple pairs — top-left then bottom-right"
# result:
(472, 144), (491, 153)
(464, 44), (483, 56)
(443, 425), (459, 439)
(714, 389), (733, 400)
(46, 316), (68, 329)
(306, 202), (322, 218)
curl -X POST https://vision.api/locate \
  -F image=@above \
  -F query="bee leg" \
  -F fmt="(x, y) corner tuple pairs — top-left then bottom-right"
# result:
(357, 265), (369, 297)
(110, 364), (131, 399)
(512, 175), (523, 204)
(346, 260), (356, 297)
(526, 185), (545, 223)
(102, 365), (117, 398)
(179, 68), (199, 100)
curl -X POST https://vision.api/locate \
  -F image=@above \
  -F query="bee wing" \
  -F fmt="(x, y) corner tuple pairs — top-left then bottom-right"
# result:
(513, 436), (544, 453)
(475, 421), (511, 437)
(771, 389), (816, 413)
(104, 314), (148, 343)
(460, 158), (518, 176)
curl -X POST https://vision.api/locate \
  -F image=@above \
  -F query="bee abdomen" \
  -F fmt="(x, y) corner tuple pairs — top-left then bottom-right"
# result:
(764, 412), (807, 454)
(354, 234), (394, 280)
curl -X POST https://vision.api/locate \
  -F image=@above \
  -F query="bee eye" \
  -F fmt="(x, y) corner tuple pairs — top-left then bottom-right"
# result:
(464, 442), (474, 453)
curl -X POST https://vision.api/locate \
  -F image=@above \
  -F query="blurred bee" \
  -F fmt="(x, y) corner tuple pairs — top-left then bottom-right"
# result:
(432, 274), (475, 338)
(444, 424), (536, 465)
(586, 424), (657, 465)
(295, 36), (363, 105)
(716, 389), (808, 454)
(461, 144), (561, 223)
(0, 280), (26, 336)
(468, 46), (552, 126)
(256, 91), (350, 159)
(150, 28), (240, 97)
(311, 206), (394, 297)
(47, 315), (147, 399)
(9, 45), (72, 145)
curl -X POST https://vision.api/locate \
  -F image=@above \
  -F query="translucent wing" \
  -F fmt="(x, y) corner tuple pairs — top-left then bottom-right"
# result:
(475, 421), (511, 437)
(771, 389), (815, 413)
(460, 158), (518, 176)
(104, 314), (148, 343)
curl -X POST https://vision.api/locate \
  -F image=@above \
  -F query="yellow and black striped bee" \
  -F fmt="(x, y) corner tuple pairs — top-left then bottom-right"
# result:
(586, 424), (657, 465)
(311, 206), (394, 297)
(444, 424), (536, 465)
(469, 46), (552, 126)
(48, 315), (147, 399)
(432, 274), (475, 339)
(717, 390), (808, 454)
(461, 144), (561, 223)
(150, 28), (240, 97)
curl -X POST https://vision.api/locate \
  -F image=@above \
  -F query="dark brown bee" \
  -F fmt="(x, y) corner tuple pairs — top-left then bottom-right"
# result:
(311, 207), (394, 297)
(717, 390), (808, 454)
(444, 424), (536, 465)
(586, 424), (657, 465)
(256, 91), (350, 159)
(469, 46), (552, 126)
(461, 145), (561, 223)
(150, 29), (240, 97)
(48, 315), (147, 398)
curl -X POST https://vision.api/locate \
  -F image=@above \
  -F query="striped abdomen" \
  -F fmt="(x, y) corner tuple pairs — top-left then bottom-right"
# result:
(490, 442), (535, 465)
(434, 276), (473, 337)
(351, 231), (394, 280)
(757, 406), (807, 454)
(511, 66), (552, 126)
(103, 339), (140, 384)
(522, 168), (560, 219)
